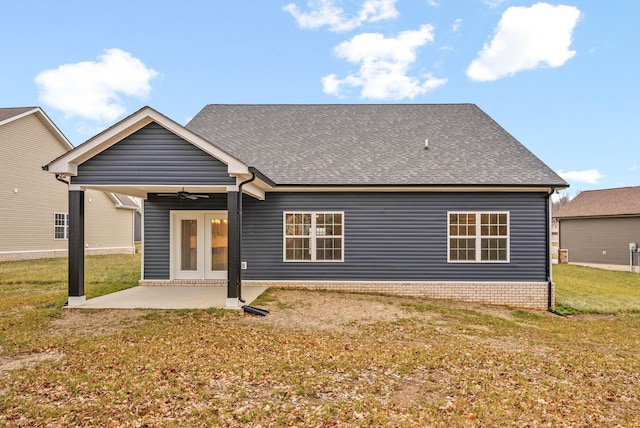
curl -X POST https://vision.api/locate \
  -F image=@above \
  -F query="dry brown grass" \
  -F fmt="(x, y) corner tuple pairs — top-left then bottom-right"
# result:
(2, 287), (640, 426)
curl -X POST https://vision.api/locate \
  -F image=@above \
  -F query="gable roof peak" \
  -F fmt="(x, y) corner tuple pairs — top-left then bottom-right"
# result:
(0, 106), (72, 150)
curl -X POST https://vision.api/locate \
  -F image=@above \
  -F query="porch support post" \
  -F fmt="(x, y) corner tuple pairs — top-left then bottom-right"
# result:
(67, 190), (86, 306)
(227, 191), (240, 307)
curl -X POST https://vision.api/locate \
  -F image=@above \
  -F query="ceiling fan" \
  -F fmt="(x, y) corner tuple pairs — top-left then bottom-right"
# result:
(157, 189), (210, 200)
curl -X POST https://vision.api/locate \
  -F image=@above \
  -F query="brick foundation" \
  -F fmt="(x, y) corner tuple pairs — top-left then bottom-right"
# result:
(139, 280), (226, 287)
(245, 280), (553, 310)
(136, 279), (553, 310)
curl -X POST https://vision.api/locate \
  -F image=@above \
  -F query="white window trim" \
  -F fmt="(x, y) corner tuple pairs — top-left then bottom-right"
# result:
(54, 212), (69, 240)
(447, 211), (510, 263)
(283, 211), (345, 262)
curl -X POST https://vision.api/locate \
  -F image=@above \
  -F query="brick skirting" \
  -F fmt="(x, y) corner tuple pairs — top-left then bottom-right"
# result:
(139, 280), (226, 287)
(245, 280), (553, 310)
(137, 279), (553, 309)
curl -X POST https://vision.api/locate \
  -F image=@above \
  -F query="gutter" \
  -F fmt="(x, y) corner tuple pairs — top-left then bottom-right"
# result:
(235, 169), (269, 316)
(236, 171), (256, 304)
(546, 187), (566, 317)
(54, 174), (70, 186)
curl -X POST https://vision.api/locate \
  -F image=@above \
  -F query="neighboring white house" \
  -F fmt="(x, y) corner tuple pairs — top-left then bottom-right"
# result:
(0, 107), (138, 261)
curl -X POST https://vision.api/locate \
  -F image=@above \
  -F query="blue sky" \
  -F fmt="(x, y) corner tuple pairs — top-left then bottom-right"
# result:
(2, 0), (638, 197)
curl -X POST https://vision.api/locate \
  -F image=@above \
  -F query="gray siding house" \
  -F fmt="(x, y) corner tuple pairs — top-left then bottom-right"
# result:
(554, 186), (640, 271)
(46, 104), (567, 309)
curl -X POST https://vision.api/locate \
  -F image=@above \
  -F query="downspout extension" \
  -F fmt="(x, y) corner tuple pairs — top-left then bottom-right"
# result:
(546, 187), (566, 317)
(237, 171), (256, 304)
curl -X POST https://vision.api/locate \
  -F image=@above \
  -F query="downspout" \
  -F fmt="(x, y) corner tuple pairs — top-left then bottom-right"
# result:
(547, 188), (566, 317)
(236, 171), (256, 303)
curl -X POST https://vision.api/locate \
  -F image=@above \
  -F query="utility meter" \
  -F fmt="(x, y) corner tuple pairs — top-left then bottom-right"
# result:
(630, 243), (637, 252)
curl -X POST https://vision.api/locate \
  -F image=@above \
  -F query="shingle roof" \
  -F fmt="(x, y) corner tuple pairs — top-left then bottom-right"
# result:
(186, 104), (567, 187)
(0, 107), (37, 124)
(554, 186), (640, 218)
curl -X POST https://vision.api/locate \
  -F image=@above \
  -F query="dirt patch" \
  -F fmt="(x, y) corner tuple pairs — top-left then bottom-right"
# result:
(246, 289), (435, 333)
(388, 367), (454, 408)
(48, 309), (148, 337)
(2, 311), (147, 375)
(0, 350), (63, 374)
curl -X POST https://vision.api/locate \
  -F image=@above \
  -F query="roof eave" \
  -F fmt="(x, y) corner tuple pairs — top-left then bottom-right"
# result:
(271, 183), (566, 192)
(45, 106), (251, 178)
(1, 107), (73, 151)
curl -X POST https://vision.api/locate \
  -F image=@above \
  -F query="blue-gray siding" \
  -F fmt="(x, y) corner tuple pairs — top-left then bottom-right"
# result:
(143, 192), (548, 282)
(143, 195), (227, 279)
(72, 123), (235, 186)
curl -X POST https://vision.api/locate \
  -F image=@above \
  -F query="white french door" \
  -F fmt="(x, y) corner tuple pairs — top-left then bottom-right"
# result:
(171, 211), (228, 280)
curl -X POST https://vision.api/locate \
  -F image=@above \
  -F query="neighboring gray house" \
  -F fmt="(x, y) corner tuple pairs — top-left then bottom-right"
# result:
(554, 186), (640, 271)
(45, 104), (568, 309)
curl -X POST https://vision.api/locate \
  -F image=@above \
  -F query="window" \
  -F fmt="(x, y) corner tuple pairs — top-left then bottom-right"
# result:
(284, 212), (344, 262)
(54, 213), (69, 240)
(448, 212), (509, 262)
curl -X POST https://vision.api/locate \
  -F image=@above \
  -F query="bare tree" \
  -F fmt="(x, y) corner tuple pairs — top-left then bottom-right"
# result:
(552, 193), (570, 214)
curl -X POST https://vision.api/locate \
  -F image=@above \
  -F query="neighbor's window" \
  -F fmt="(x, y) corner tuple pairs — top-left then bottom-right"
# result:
(54, 212), (69, 240)
(284, 212), (344, 262)
(448, 212), (509, 262)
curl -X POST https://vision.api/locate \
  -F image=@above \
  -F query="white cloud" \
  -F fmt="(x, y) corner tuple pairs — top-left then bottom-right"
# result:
(483, 0), (507, 8)
(35, 48), (158, 122)
(322, 25), (447, 99)
(629, 165), (639, 171)
(466, 2), (581, 82)
(283, 0), (398, 32)
(557, 169), (604, 184)
(452, 18), (462, 32)
(427, 0), (439, 6)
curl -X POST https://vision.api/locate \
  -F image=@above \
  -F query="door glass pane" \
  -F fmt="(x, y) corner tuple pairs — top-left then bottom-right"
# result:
(211, 218), (228, 271)
(181, 220), (198, 270)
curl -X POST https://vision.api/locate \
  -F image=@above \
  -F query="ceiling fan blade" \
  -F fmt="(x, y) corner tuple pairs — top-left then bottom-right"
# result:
(156, 191), (209, 200)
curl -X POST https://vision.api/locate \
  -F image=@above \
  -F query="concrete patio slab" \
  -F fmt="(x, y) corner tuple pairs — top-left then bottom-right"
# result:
(67, 286), (268, 310)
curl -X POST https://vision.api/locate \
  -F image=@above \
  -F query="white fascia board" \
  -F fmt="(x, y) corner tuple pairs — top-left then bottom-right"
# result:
(107, 193), (139, 210)
(271, 185), (556, 193)
(46, 112), (155, 175)
(45, 106), (250, 178)
(0, 107), (73, 151)
(0, 108), (39, 127)
(33, 108), (74, 150)
(224, 183), (266, 200)
(147, 109), (248, 176)
(0, 107), (42, 126)
(241, 182), (266, 200)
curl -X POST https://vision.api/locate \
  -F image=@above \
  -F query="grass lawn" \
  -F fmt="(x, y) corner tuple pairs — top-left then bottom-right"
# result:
(554, 263), (640, 314)
(1, 255), (639, 426)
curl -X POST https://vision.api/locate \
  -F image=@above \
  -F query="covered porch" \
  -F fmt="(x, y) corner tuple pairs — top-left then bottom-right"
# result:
(44, 107), (274, 309)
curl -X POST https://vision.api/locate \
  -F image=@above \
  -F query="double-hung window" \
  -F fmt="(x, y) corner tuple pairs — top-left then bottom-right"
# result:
(284, 212), (344, 262)
(448, 212), (509, 262)
(54, 212), (69, 240)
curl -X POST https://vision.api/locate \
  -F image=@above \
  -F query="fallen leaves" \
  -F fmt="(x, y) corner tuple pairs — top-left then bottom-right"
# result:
(1, 291), (640, 426)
